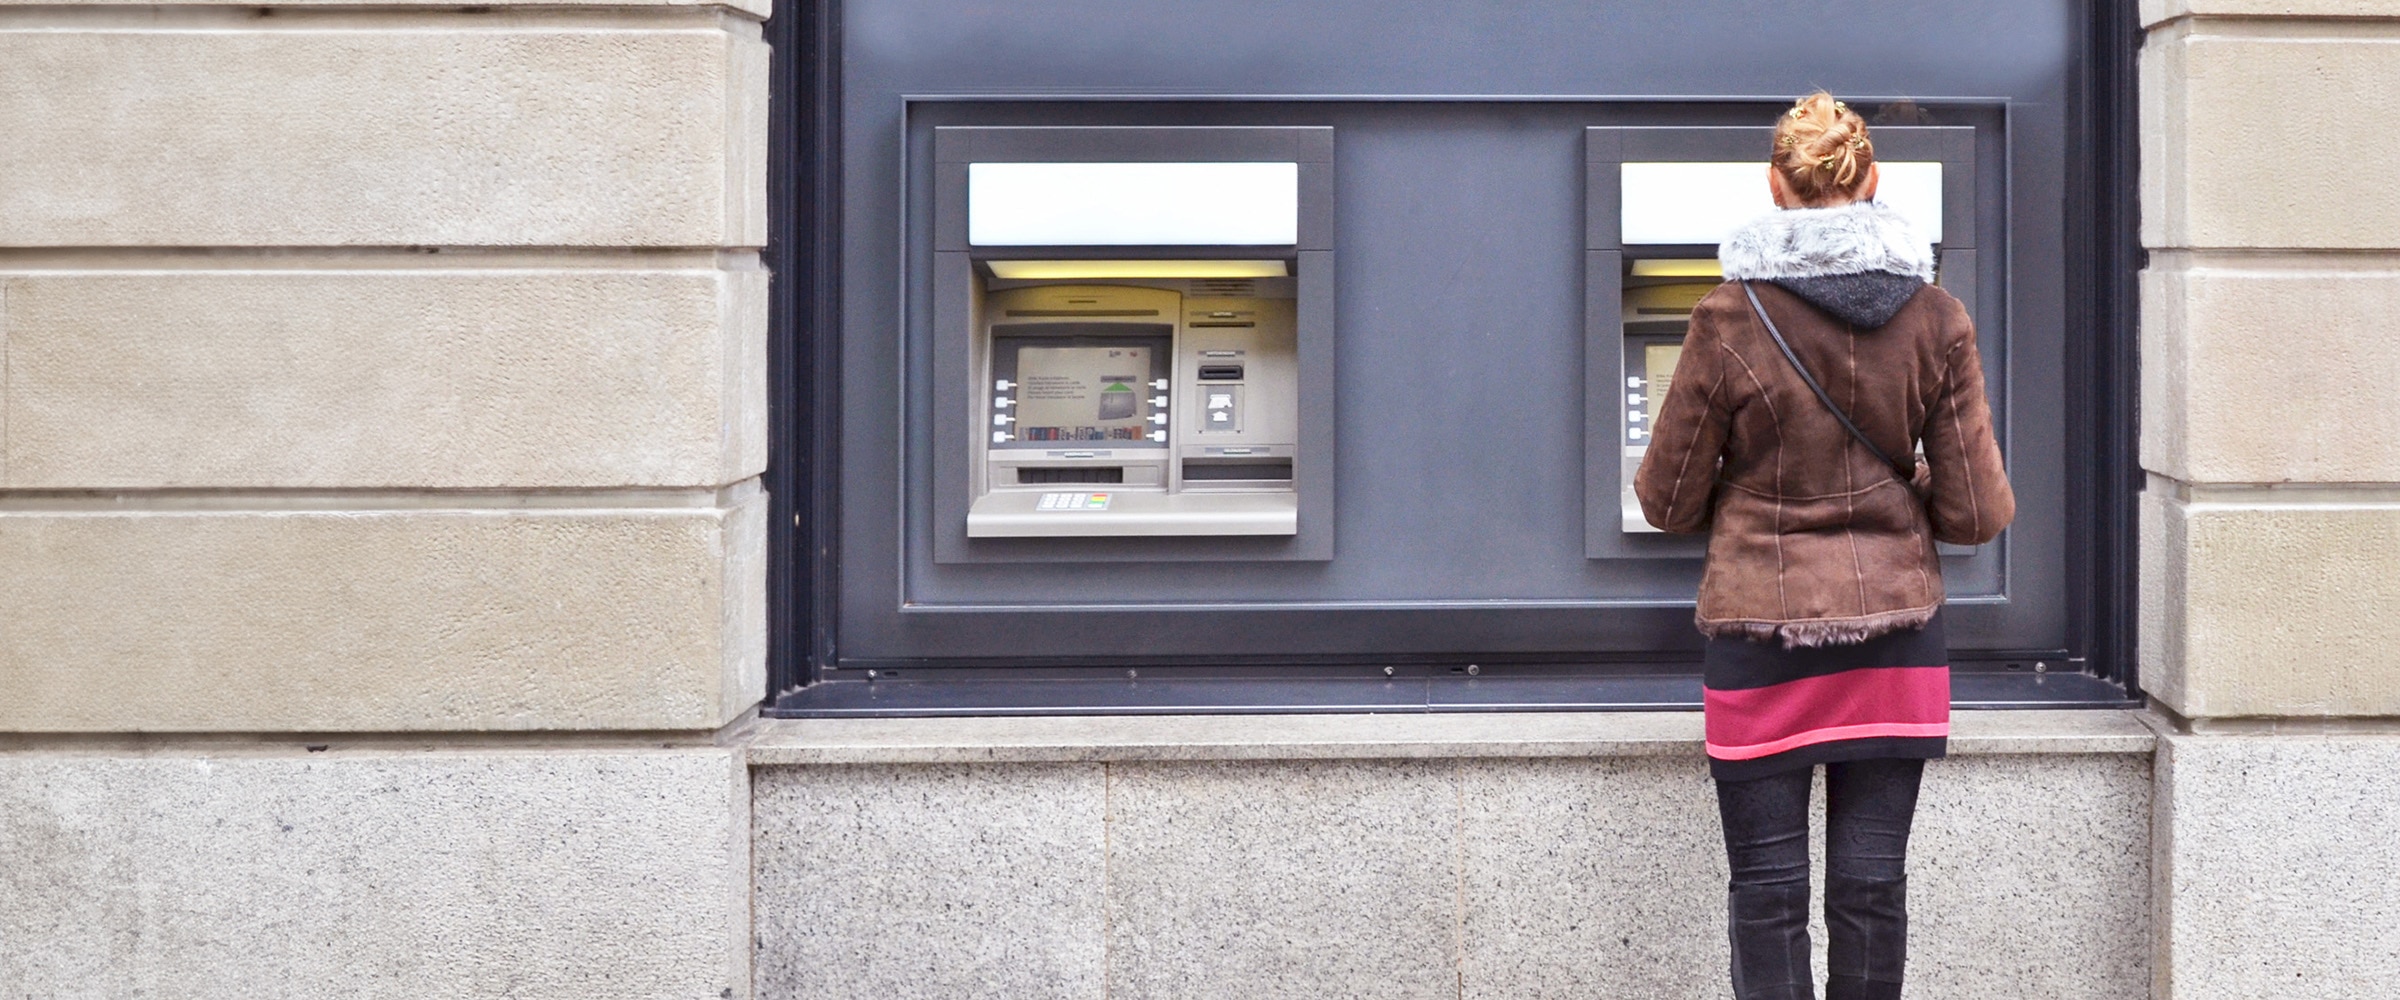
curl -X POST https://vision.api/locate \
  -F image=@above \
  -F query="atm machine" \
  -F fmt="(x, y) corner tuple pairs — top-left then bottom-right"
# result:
(1584, 127), (1980, 556)
(971, 279), (1299, 537)
(930, 126), (1337, 562)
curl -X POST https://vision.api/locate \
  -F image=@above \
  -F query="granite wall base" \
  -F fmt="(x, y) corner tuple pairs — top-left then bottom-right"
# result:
(0, 749), (751, 1000)
(754, 749), (2150, 1000)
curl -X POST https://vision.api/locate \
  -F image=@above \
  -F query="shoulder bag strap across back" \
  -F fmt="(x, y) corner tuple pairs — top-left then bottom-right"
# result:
(1740, 281), (1920, 493)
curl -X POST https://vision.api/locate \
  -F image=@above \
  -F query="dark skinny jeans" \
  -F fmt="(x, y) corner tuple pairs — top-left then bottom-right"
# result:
(1713, 757), (1925, 1000)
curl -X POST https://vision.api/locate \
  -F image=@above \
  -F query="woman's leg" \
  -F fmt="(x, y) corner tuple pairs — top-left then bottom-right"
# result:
(1821, 757), (1925, 1000)
(1715, 767), (1818, 1000)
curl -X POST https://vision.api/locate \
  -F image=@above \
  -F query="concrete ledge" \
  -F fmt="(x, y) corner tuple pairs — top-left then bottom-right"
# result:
(0, 25), (766, 247)
(743, 709), (2156, 765)
(3, 264), (765, 489)
(0, 749), (750, 999)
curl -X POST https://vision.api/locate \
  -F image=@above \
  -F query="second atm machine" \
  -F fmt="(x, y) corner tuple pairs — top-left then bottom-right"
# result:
(1583, 125), (1987, 557)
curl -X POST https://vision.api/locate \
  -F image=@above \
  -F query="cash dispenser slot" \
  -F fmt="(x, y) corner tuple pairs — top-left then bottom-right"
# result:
(1015, 467), (1127, 485)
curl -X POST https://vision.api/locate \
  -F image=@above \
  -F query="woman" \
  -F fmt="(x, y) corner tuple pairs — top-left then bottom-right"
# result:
(1633, 93), (2014, 1000)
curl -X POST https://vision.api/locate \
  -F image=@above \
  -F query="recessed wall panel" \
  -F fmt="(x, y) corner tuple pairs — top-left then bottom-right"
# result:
(835, 0), (2080, 664)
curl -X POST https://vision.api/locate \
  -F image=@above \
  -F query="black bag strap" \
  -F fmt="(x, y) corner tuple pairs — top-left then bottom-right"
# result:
(1740, 281), (1918, 490)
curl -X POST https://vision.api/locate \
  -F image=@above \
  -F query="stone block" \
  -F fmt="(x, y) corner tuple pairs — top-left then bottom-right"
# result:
(2142, 490), (2400, 718)
(1106, 759), (1460, 1000)
(0, 750), (749, 999)
(1459, 753), (2149, 1000)
(2143, 23), (2400, 250)
(752, 763), (1108, 1000)
(2157, 733), (2400, 999)
(2142, 257), (2400, 483)
(0, 496), (766, 732)
(0, 25), (767, 247)
(2, 264), (765, 489)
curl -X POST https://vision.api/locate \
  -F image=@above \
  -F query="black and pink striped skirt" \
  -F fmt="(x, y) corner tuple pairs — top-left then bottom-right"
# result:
(1701, 611), (1950, 781)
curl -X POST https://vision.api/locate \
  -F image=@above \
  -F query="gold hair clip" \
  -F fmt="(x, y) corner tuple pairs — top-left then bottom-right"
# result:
(1817, 154), (1839, 171)
(1834, 100), (1848, 112)
(1778, 135), (1798, 147)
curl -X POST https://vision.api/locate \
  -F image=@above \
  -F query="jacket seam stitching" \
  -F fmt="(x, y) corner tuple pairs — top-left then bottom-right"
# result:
(1941, 332), (1983, 541)
(1845, 323), (1868, 617)
(1722, 336), (1788, 620)
(1721, 479), (1900, 502)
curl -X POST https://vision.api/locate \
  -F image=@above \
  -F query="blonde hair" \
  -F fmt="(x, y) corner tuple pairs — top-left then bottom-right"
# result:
(1770, 92), (1876, 206)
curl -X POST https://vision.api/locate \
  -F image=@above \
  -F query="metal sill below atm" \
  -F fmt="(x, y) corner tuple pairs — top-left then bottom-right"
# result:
(768, 668), (2137, 718)
(967, 491), (1299, 537)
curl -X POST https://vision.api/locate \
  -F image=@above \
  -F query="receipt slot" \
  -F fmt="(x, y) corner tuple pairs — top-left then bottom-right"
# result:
(931, 126), (1335, 561)
(1585, 126), (1981, 556)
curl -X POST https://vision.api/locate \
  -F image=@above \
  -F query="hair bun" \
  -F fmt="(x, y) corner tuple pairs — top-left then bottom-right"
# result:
(1770, 92), (1877, 202)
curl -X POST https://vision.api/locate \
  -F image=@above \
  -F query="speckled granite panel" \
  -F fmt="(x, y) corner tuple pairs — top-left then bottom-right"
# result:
(1104, 759), (1461, 1000)
(0, 751), (748, 1000)
(2159, 734), (2400, 1000)
(752, 763), (1107, 1000)
(1459, 756), (1727, 1000)
(1907, 753), (2152, 1000)
(1458, 753), (2149, 1000)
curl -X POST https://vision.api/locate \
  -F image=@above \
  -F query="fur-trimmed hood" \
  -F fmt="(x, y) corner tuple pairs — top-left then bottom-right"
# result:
(1718, 201), (1936, 284)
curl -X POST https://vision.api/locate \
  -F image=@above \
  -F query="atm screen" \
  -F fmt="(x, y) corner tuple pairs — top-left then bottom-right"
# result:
(1644, 342), (1683, 431)
(1015, 346), (1154, 442)
(991, 325), (1174, 449)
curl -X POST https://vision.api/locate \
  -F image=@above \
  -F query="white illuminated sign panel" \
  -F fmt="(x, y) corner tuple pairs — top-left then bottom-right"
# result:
(1620, 161), (1944, 245)
(968, 161), (1301, 247)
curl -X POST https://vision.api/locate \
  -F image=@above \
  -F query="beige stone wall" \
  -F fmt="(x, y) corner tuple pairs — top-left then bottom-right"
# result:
(2142, 8), (2400, 995)
(0, 5), (769, 734)
(0, 2), (769, 992)
(2140, 6), (2400, 721)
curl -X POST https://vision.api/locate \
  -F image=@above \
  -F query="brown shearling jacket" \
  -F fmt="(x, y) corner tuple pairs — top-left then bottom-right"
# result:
(1634, 204), (2014, 648)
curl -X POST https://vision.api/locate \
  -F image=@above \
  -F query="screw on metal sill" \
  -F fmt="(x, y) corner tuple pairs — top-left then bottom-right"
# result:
(1128, 669), (1138, 680)
(2035, 661), (2049, 673)
(1466, 664), (1481, 676)
(1383, 666), (1396, 677)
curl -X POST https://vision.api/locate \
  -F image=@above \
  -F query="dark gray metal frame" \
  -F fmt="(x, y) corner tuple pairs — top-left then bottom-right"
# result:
(927, 126), (1338, 564)
(762, 0), (2147, 715)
